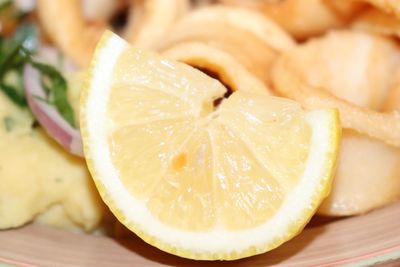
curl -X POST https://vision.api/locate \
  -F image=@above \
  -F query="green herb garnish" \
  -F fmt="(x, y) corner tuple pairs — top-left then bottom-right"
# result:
(0, 24), (77, 128)
(0, 24), (38, 107)
(32, 62), (76, 127)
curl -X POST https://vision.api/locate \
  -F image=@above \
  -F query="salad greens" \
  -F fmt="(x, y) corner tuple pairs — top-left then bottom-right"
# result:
(0, 25), (36, 107)
(0, 23), (76, 127)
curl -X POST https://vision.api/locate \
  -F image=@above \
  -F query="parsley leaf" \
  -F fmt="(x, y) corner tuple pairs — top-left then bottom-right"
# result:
(32, 62), (76, 127)
(0, 24), (77, 128)
(0, 24), (38, 107)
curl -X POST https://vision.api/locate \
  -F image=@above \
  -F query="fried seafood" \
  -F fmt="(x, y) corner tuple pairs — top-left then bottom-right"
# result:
(272, 30), (400, 146)
(384, 72), (400, 112)
(157, 6), (295, 84)
(271, 30), (400, 215)
(321, 81), (400, 215)
(37, 0), (189, 67)
(123, 0), (189, 48)
(218, 0), (366, 40)
(81, 0), (121, 22)
(37, 0), (103, 67)
(318, 129), (400, 215)
(352, 7), (400, 38)
(162, 41), (271, 95)
(364, 0), (400, 18)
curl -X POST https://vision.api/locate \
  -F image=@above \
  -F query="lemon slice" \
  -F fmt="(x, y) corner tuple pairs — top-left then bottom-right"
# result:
(80, 31), (340, 260)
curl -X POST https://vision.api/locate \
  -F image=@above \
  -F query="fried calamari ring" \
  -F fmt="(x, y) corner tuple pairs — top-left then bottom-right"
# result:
(352, 7), (400, 38)
(270, 30), (400, 215)
(37, 0), (189, 67)
(318, 128), (400, 216)
(123, 0), (189, 48)
(162, 41), (272, 95)
(157, 5), (295, 84)
(364, 0), (400, 18)
(80, 0), (121, 22)
(218, 0), (366, 40)
(384, 71), (400, 112)
(319, 68), (400, 216)
(271, 31), (400, 147)
(272, 72), (400, 148)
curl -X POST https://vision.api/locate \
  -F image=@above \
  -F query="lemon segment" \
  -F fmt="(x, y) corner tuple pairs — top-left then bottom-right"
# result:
(80, 31), (340, 260)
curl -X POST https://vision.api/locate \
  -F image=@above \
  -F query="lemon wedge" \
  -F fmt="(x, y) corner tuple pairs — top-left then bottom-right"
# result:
(80, 31), (340, 260)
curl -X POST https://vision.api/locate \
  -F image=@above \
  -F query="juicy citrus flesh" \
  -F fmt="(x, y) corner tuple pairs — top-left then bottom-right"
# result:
(81, 31), (340, 260)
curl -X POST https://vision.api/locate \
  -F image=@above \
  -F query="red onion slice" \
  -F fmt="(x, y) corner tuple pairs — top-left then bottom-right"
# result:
(24, 64), (84, 157)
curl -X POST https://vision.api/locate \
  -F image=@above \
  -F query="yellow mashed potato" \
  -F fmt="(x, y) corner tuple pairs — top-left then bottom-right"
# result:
(0, 89), (105, 231)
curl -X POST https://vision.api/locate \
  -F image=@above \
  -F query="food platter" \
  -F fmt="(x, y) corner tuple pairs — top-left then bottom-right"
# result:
(2, 0), (400, 266)
(1, 201), (400, 266)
